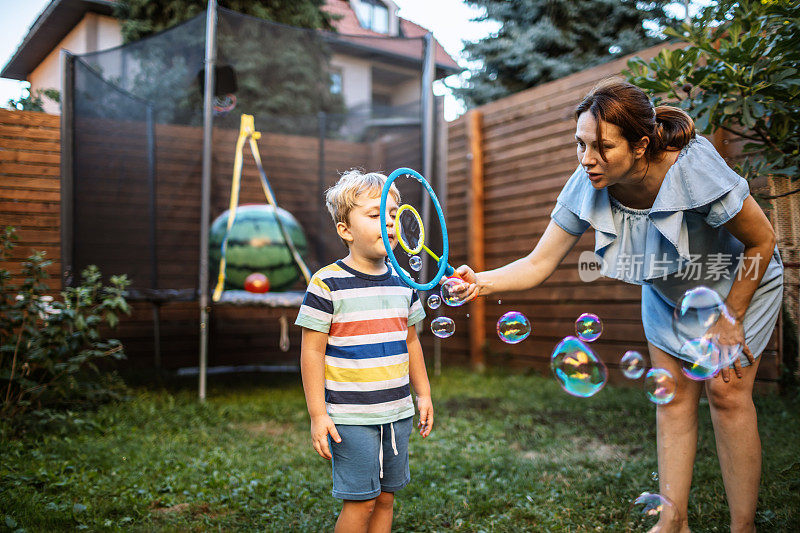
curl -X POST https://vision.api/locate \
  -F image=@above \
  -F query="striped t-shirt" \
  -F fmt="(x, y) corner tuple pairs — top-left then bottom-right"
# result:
(295, 260), (425, 425)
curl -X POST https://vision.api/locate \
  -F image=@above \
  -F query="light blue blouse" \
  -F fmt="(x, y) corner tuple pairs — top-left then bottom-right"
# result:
(550, 136), (783, 364)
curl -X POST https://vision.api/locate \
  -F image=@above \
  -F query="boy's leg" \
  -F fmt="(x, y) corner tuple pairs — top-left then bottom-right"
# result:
(366, 491), (394, 533)
(368, 417), (412, 533)
(335, 499), (377, 533)
(329, 424), (383, 532)
(704, 356), (761, 533)
(648, 343), (703, 533)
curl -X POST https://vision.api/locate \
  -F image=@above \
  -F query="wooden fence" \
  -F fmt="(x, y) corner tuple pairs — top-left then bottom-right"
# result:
(1, 108), (421, 369)
(0, 110), (62, 290)
(2, 41), (795, 383)
(442, 44), (789, 386)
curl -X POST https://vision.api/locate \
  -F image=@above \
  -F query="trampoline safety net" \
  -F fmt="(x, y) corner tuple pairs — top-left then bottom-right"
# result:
(66, 6), (444, 303)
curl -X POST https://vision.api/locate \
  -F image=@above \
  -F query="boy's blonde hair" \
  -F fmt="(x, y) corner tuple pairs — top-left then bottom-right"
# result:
(325, 169), (401, 247)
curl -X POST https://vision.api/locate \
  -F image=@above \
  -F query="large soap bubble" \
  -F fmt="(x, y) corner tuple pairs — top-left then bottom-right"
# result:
(673, 286), (740, 374)
(441, 277), (468, 307)
(625, 492), (677, 531)
(575, 313), (603, 342)
(430, 316), (455, 338)
(644, 368), (677, 405)
(620, 350), (645, 379)
(496, 311), (531, 344)
(550, 336), (608, 398)
(680, 337), (721, 381)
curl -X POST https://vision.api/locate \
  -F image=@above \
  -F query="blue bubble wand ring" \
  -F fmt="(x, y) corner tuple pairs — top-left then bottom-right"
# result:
(380, 168), (456, 291)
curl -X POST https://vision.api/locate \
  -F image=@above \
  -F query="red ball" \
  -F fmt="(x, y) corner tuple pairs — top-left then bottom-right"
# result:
(244, 272), (270, 293)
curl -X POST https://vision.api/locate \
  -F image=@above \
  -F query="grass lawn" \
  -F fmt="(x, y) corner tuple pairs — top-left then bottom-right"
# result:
(1, 368), (798, 531)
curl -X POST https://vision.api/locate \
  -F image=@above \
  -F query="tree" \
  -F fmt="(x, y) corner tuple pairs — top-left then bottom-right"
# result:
(115, 0), (337, 42)
(7, 88), (59, 112)
(454, 0), (675, 107)
(110, 0), (345, 131)
(625, 0), (800, 192)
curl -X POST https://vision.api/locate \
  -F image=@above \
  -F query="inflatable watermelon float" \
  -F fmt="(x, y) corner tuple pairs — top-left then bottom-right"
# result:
(209, 204), (308, 292)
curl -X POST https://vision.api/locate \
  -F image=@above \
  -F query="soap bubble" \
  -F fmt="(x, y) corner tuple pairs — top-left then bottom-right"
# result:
(496, 311), (531, 344)
(625, 492), (676, 531)
(427, 294), (441, 310)
(673, 286), (740, 365)
(441, 277), (468, 307)
(651, 472), (659, 482)
(679, 337), (721, 381)
(431, 317), (455, 338)
(550, 336), (608, 398)
(575, 313), (603, 342)
(409, 255), (423, 271)
(644, 368), (677, 405)
(620, 350), (645, 379)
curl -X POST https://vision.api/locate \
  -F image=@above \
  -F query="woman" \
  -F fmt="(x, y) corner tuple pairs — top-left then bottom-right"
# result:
(456, 79), (783, 533)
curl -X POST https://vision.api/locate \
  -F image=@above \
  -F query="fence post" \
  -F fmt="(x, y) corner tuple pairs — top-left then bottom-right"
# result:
(467, 110), (485, 371)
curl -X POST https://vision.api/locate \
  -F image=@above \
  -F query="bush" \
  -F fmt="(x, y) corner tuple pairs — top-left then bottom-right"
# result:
(624, 0), (800, 190)
(0, 227), (131, 428)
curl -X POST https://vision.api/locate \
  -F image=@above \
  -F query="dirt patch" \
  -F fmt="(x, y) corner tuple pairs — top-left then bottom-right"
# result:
(150, 501), (228, 519)
(518, 437), (631, 463)
(440, 397), (499, 413)
(233, 421), (296, 437)
(151, 502), (190, 514)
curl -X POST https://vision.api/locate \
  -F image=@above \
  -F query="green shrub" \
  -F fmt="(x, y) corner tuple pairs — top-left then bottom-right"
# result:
(624, 0), (800, 188)
(0, 227), (131, 428)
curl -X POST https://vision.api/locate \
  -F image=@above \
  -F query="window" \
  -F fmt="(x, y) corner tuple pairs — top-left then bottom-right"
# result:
(355, 0), (390, 34)
(329, 69), (343, 95)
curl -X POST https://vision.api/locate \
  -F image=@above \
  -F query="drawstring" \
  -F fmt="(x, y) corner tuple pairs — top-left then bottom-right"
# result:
(379, 426), (384, 479)
(378, 422), (399, 479)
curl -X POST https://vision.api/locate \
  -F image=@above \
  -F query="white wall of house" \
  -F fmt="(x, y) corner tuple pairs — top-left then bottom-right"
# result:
(28, 13), (123, 114)
(330, 54), (372, 109)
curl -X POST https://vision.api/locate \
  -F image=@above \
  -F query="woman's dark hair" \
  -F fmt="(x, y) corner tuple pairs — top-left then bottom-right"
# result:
(574, 78), (695, 162)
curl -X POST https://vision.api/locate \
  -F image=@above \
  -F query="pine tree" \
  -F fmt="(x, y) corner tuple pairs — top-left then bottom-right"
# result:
(455, 0), (676, 107)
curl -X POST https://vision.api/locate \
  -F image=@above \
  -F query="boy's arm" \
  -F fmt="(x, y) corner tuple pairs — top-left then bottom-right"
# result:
(407, 325), (433, 437)
(300, 327), (341, 459)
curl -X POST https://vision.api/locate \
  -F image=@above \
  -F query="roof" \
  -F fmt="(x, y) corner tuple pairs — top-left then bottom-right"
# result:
(2, 0), (460, 81)
(323, 0), (459, 76)
(1, 0), (116, 80)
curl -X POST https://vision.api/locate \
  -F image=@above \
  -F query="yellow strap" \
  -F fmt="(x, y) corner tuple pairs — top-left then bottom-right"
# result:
(212, 115), (311, 302)
(212, 116), (251, 301)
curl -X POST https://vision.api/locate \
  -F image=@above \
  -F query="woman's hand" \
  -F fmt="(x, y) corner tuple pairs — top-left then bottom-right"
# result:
(705, 313), (753, 383)
(310, 414), (341, 460)
(416, 395), (434, 438)
(450, 265), (485, 301)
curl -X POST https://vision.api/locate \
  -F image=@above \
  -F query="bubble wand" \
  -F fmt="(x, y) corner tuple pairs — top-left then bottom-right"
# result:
(380, 168), (458, 291)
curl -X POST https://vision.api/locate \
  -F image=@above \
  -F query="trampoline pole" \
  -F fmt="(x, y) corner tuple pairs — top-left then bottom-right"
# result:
(317, 111), (326, 265)
(60, 50), (75, 289)
(198, 0), (218, 401)
(420, 32), (435, 353)
(147, 105), (161, 369)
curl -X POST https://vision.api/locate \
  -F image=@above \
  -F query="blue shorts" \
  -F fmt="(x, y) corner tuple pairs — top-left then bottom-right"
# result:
(327, 417), (412, 501)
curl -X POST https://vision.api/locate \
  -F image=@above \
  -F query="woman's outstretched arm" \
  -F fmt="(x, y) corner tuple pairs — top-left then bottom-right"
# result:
(456, 219), (581, 298)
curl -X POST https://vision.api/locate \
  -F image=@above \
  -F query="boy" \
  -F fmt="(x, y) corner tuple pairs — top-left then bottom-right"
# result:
(295, 170), (434, 533)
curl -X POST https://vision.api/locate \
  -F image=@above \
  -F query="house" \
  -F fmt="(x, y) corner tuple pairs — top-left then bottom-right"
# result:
(1, 0), (460, 115)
